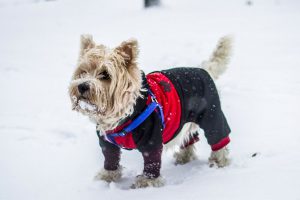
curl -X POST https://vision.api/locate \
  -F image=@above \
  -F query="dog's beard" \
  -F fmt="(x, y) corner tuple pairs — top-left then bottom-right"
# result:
(69, 80), (134, 131)
(71, 95), (106, 115)
(69, 78), (108, 116)
(69, 84), (142, 132)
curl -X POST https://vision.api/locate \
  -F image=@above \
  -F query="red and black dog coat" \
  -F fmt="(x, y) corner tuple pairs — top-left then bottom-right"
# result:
(97, 68), (231, 178)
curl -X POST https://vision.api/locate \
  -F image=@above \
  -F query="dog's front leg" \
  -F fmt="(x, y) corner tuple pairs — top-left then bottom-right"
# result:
(94, 137), (122, 182)
(131, 145), (165, 189)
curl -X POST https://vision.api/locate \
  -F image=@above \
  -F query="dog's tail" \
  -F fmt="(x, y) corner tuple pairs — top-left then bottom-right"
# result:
(202, 35), (233, 79)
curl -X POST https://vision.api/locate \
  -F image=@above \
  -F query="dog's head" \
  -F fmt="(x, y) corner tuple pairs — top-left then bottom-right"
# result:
(68, 35), (142, 131)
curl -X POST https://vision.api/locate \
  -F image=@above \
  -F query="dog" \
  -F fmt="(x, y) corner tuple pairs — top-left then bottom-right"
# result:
(68, 35), (232, 188)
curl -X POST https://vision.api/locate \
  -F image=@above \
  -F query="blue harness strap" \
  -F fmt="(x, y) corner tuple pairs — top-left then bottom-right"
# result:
(105, 89), (165, 147)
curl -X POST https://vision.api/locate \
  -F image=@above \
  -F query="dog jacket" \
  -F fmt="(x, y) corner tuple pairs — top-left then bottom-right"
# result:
(98, 68), (231, 152)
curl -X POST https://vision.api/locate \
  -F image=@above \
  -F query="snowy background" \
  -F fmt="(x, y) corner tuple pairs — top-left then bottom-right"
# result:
(1, 0), (300, 199)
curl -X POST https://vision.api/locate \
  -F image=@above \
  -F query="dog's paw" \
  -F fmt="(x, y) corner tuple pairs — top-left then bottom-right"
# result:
(94, 166), (123, 182)
(209, 146), (230, 168)
(174, 145), (197, 165)
(131, 175), (165, 189)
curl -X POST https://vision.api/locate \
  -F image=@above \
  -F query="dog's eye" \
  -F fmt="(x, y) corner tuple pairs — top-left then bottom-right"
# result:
(80, 71), (87, 78)
(98, 71), (110, 80)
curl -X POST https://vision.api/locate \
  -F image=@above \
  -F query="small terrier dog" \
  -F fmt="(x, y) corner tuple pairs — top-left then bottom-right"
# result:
(69, 35), (232, 188)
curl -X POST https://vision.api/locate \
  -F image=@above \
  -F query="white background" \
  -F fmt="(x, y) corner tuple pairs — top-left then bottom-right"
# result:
(0, 0), (300, 199)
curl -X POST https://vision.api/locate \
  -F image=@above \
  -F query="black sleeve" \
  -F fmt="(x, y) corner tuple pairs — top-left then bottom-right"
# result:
(196, 70), (231, 145)
(134, 115), (163, 178)
(97, 131), (121, 171)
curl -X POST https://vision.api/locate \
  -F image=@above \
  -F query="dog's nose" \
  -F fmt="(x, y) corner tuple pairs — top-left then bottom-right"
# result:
(78, 82), (90, 94)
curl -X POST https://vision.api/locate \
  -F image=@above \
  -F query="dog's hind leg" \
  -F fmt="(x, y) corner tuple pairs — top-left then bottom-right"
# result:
(174, 143), (197, 165)
(209, 146), (230, 168)
(172, 123), (201, 165)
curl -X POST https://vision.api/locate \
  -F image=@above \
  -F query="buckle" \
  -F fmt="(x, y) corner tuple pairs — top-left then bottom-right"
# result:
(149, 91), (158, 103)
(118, 130), (127, 137)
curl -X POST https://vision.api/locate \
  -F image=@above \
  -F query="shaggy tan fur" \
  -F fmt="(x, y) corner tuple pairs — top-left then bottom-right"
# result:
(209, 147), (230, 168)
(131, 175), (165, 189)
(174, 144), (197, 165)
(69, 35), (143, 132)
(164, 122), (200, 151)
(94, 166), (123, 182)
(202, 35), (233, 79)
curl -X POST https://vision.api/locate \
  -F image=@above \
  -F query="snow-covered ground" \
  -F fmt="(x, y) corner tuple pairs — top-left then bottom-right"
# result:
(1, 0), (300, 199)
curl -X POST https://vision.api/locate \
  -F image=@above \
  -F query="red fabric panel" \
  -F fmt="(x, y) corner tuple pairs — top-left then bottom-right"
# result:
(146, 73), (182, 144)
(180, 134), (200, 149)
(106, 120), (132, 134)
(105, 72), (182, 149)
(106, 120), (137, 149)
(113, 133), (136, 149)
(211, 136), (230, 151)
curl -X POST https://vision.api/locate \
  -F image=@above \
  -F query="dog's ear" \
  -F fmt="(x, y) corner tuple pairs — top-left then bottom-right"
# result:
(79, 34), (95, 57)
(115, 39), (139, 68)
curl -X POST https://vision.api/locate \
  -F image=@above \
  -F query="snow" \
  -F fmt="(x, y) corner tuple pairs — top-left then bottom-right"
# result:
(77, 99), (97, 112)
(1, 0), (300, 199)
